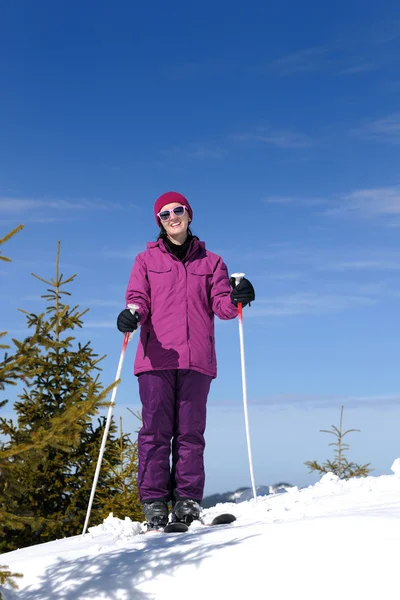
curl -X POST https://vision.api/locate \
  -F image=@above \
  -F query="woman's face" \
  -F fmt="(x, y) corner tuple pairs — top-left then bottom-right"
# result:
(159, 202), (191, 240)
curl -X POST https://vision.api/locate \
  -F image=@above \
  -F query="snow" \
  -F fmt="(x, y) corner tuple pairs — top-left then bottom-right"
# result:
(2, 461), (400, 600)
(391, 457), (400, 477)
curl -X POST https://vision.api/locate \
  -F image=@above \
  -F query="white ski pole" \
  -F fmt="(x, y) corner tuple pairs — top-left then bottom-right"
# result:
(82, 304), (139, 535)
(231, 273), (257, 503)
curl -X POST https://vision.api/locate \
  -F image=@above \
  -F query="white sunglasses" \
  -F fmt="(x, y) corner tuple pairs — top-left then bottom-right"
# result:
(157, 205), (188, 222)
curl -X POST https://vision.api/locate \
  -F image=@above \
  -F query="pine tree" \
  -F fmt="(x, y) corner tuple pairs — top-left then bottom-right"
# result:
(0, 241), (123, 552)
(305, 405), (372, 479)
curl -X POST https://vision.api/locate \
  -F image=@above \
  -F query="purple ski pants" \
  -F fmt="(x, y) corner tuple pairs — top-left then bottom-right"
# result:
(137, 369), (212, 503)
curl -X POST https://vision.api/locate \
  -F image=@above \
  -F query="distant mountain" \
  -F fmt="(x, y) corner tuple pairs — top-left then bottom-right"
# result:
(201, 482), (293, 508)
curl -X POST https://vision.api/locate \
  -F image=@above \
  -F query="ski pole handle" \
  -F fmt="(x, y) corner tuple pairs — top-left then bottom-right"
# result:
(231, 272), (245, 288)
(231, 272), (245, 319)
(127, 303), (139, 315)
(127, 303), (140, 340)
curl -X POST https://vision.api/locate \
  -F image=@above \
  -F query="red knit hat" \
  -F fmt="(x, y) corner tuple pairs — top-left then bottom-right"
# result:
(154, 191), (193, 225)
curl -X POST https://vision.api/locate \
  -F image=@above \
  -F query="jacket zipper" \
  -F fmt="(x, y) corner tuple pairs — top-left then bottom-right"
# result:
(143, 331), (150, 359)
(209, 335), (213, 363)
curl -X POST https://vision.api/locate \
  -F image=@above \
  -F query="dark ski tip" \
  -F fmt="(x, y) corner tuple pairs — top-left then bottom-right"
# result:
(163, 522), (189, 533)
(210, 513), (237, 526)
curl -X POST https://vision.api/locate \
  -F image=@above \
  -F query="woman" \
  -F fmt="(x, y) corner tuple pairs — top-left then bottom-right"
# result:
(117, 191), (255, 528)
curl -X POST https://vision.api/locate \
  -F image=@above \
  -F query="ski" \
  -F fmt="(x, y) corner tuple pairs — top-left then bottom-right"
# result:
(203, 513), (236, 527)
(163, 522), (189, 533)
(143, 513), (236, 534)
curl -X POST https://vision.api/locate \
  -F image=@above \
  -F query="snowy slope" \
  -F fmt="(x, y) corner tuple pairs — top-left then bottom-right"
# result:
(2, 459), (400, 600)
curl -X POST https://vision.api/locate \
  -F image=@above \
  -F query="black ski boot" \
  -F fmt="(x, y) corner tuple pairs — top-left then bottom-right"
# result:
(143, 500), (169, 529)
(172, 499), (201, 525)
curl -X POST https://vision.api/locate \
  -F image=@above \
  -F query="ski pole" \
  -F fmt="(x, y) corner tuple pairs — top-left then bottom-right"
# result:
(82, 304), (139, 535)
(231, 273), (257, 503)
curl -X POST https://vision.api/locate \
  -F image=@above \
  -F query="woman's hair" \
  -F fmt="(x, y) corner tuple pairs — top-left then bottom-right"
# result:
(157, 225), (193, 240)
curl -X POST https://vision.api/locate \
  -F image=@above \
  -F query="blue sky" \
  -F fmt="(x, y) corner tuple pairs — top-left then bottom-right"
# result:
(1, 1), (400, 495)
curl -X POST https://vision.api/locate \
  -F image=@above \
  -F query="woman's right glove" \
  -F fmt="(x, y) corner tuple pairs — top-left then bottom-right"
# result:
(117, 309), (140, 333)
(230, 277), (255, 307)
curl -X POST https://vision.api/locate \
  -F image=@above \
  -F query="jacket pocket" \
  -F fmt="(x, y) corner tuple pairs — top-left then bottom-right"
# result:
(147, 267), (173, 293)
(209, 335), (214, 364)
(148, 267), (172, 274)
(190, 264), (213, 276)
(190, 266), (213, 301)
(143, 331), (150, 359)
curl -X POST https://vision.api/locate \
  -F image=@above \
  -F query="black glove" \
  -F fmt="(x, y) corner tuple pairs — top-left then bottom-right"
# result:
(230, 277), (255, 308)
(117, 309), (140, 333)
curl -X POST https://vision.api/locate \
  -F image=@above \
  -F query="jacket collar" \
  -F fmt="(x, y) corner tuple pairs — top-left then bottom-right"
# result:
(147, 238), (206, 259)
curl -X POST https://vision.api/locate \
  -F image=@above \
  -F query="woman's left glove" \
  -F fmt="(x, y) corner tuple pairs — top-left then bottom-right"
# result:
(230, 277), (255, 307)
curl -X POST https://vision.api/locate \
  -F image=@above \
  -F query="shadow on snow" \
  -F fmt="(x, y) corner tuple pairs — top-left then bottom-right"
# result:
(19, 526), (258, 600)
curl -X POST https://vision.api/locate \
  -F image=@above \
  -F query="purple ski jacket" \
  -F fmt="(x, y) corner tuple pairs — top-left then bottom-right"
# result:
(125, 238), (238, 378)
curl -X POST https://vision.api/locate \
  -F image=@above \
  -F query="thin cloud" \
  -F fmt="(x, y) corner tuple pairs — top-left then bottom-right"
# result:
(22, 296), (123, 308)
(81, 299), (122, 308)
(0, 198), (123, 214)
(268, 46), (329, 75)
(250, 392), (400, 409)
(338, 59), (380, 75)
(263, 21), (400, 78)
(102, 246), (143, 260)
(260, 186), (400, 223)
(322, 260), (400, 272)
(232, 127), (315, 149)
(245, 292), (375, 318)
(264, 271), (305, 281)
(350, 113), (400, 144)
(265, 46), (376, 77)
(83, 320), (116, 329)
(264, 195), (326, 207)
(323, 187), (400, 219)
(162, 143), (226, 160)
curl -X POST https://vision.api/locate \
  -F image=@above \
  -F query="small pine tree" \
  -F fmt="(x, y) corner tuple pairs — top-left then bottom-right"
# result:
(99, 416), (143, 523)
(0, 241), (123, 552)
(305, 405), (372, 479)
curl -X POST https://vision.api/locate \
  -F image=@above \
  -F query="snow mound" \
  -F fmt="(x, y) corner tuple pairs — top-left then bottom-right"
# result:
(318, 471), (340, 485)
(88, 512), (142, 541)
(391, 457), (400, 477)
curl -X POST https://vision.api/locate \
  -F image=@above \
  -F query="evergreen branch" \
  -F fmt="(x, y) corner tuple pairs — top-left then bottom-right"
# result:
(327, 441), (350, 449)
(127, 407), (143, 434)
(342, 428), (360, 436)
(0, 566), (23, 590)
(31, 273), (51, 285)
(0, 332), (9, 350)
(61, 275), (76, 285)
(0, 225), (24, 263)
(330, 425), (341, 436)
